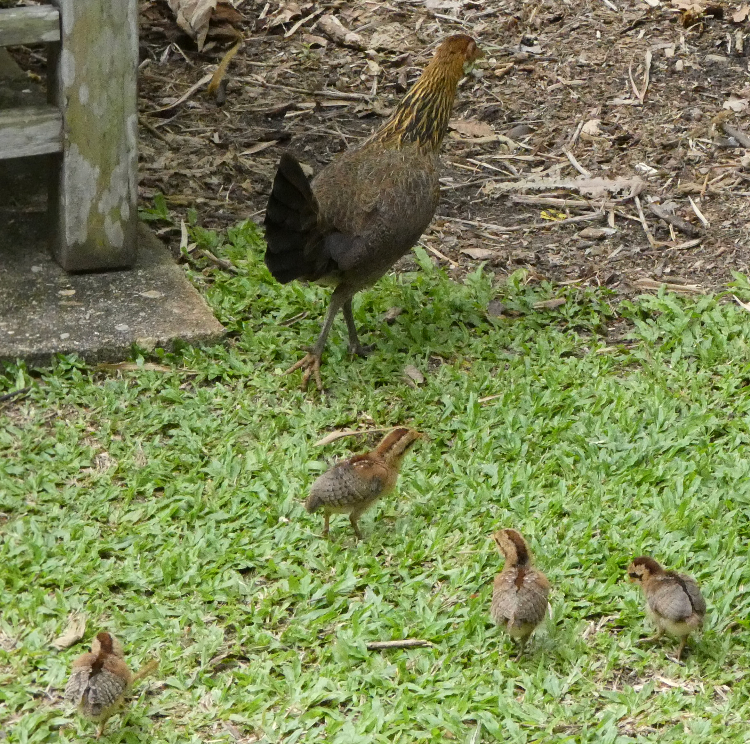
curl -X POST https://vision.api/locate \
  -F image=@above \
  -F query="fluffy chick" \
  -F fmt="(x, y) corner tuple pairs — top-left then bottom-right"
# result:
(64, 632), (132, 738)
(627, 555), (706, 661)
(64, 632), (157, 737)
(490, 529), (550, 658)
(305, 427), (421, 538)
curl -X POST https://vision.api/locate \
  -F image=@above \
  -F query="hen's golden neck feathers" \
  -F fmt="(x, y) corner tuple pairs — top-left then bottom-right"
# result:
(375, 427), (421, 465)
(369, 34), (480, 152)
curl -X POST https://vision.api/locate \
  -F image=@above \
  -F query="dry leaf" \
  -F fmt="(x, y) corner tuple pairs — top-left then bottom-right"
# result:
(168, 0), (216, 49)
(581, 119), (603, 136)
(732, 3), (750, 21)
(723, 97), (749, 112)
(51, 613), (86, 650)
(461, 247), (498, 260)
(403, 365), (425, 385)
(733, 295), (750, 312)
(578, 227), (617, 239)
(449, 119), (495, 138)
(533, 298), (567, 310)
(382, 307), (403, 324)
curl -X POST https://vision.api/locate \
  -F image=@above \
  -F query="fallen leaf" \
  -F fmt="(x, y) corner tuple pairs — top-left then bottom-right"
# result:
(461, 247), (498, 260)
(449, 119), (495, 138)
(168, 0), (216, 49)
(403, 365), (425, 385)
(487, 300), (507, 317)
(723, 97), (749, 112)
(51, 613), (86, 650)
(581, 119), (603, 136)
(732, 3), (750, 22)
(382, 307), (403, 324)
(533, 298), (567, 310)
(578, 227), (617, 239)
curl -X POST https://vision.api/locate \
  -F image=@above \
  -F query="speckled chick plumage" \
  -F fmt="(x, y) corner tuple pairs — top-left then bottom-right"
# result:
(64, 632), (132, 737)
(628, 555), (706, 660)
(490, 529), (550, 656)
(305, 427), (421, 538)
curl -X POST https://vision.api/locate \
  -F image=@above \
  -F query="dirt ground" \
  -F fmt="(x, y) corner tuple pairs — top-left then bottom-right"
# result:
(14, 0), (750, 295)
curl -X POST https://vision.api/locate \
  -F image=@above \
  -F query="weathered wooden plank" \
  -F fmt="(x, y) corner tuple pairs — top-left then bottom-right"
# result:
(0, 7), (60, 48)
(48, 0), (138, 272)
(0, 106), (62, 158)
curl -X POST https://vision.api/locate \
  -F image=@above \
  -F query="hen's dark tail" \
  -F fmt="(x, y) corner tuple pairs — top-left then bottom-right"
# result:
(264, 153), (325, 284)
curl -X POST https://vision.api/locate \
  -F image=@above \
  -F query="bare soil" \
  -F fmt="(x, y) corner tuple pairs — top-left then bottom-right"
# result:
(21, 0), (750, 295)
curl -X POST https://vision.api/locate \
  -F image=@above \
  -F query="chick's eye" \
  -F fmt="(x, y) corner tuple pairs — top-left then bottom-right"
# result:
(628, 572), (639, 579)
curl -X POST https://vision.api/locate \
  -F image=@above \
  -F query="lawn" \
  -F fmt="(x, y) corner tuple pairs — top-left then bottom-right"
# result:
(2, 220), (750, 743)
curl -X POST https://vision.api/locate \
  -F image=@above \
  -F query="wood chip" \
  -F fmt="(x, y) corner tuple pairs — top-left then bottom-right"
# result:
(648, 203), (702, 237)
(51, 613), (86, 650)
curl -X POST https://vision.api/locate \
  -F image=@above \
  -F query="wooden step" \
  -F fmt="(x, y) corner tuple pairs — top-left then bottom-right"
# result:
(0, 6), (60, 48)
(0, 106), (63, 159)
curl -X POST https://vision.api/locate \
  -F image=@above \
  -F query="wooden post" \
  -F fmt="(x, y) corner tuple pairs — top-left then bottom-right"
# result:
(48, 0), (138, 272)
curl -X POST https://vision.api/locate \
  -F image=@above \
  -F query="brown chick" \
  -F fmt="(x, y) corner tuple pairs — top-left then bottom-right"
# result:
(64, 632), (157, 738)
(627, 555), (706, 661)
(490, 529), (550, 658)
(264, 35), (482, 390)
(305, 427), (422, 539)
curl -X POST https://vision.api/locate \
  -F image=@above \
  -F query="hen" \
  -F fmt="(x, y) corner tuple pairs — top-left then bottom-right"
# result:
(264, 35), (482, 389)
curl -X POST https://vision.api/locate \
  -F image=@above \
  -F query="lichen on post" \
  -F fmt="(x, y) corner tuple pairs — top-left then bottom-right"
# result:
(48, 0), (138, 272)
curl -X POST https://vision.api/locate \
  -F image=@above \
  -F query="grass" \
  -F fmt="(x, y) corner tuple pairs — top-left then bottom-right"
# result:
(3, 219), (750, 743)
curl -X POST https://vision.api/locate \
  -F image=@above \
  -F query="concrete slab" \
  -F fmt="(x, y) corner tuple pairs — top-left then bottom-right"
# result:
(0, 220), (226, 366)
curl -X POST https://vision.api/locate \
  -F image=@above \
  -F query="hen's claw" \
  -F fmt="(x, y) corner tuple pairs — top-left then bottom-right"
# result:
(284, 352), (323, 391)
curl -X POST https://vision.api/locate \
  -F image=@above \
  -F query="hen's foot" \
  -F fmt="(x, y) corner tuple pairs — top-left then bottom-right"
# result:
(349, 342), (375, 358)
(284, 352), (323, 391)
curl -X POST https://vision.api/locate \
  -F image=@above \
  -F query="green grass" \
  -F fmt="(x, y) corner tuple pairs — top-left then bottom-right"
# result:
(3, 220), (750, 743)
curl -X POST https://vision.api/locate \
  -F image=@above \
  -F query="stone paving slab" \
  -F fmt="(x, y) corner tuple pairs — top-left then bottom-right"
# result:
(0, 220), (226, 366)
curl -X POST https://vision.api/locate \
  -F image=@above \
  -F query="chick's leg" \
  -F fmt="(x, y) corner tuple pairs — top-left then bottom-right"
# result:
(514, 636), (527, 661)
(349, 513), (363, 540)
(285, 286), (351, 391)
(675, 637), (687, 662)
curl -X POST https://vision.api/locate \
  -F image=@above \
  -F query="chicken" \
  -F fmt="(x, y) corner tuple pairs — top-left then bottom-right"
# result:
(305, 427), (422, 538)
(64, 632), (157, 737)
(490, 529), (550, 658)
(627, 555), (706, 661)
(264, 35), (482, 390)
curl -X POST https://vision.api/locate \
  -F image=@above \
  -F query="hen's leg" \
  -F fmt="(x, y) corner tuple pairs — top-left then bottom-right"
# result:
(342, 299), (370, 357)
(285, 285), (350, 390)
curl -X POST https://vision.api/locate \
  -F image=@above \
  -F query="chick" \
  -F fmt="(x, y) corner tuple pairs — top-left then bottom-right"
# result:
(490, 529), (550, 658)
(64, 631), (156, 737)
(627, 555), (706, 661)
(305, 427), (422, 539)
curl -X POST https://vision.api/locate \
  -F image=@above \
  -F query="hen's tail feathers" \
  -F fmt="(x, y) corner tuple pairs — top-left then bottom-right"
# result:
(264, 153), (326, 283)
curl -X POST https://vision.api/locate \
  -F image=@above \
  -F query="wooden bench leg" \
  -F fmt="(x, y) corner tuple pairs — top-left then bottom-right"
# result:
(48, 0), (138, 272)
